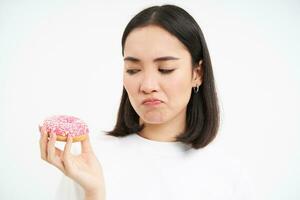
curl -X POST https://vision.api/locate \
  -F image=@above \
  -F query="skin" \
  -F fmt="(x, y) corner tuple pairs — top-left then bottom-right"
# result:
(39, 126), (105, 200)
(38, 24), (203, 199)
(123, 25), (203, 142)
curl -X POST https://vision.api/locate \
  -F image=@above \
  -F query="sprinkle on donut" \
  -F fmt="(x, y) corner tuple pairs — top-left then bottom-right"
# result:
(42, 115), (89, 138)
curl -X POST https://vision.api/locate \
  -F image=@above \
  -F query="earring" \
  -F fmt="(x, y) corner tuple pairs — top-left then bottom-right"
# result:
(193, 85), (199, 93)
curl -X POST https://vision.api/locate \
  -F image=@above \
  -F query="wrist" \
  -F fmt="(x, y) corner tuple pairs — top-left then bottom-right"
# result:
(85, 188), (105, 200)
(85, 190), (105, 200)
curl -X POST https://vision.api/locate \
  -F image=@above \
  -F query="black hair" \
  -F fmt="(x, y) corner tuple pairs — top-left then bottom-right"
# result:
(105, 4), (220, 149)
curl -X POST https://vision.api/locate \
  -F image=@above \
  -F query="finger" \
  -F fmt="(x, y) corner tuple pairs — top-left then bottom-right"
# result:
(62, 135), (74, 176)
(64, 135), (73, 154)
(53, 147), (65, 172)
(46, 133), (66, 172)
(39, 126), (49, 161)
(63, 135), (73, 167)
(55, 147), (63, 158)
(81, 134), (93, 153)
(47, 132), (57, 163)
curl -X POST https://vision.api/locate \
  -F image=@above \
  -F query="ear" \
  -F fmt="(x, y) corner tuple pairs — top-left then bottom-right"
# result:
(192, 60), (203, 87)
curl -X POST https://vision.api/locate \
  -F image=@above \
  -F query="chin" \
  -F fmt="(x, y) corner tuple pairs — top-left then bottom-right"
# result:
(140, 114), (165, 124)
(143, 120), (164, 125)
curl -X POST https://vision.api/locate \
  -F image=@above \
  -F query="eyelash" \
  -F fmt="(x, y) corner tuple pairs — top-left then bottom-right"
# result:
(126, 69), (175, 75)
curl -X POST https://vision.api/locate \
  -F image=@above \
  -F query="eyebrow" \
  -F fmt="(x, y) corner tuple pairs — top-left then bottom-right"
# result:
(123, 56), (180, 63)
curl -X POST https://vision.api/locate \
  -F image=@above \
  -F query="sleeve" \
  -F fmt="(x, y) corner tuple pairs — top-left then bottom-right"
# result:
(54, 175), (85, 200)
(231, 165), (258, 200)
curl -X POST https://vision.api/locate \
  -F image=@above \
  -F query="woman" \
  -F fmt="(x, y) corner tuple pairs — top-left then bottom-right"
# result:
(39, 4), (254, 200)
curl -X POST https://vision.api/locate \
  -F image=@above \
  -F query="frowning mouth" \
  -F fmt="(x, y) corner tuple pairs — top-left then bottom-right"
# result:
(142, 98), (163, 106)
(143, 100), (162, 106)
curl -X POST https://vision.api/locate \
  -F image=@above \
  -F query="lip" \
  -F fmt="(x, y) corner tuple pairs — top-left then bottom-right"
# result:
(142, 98), (163, 105)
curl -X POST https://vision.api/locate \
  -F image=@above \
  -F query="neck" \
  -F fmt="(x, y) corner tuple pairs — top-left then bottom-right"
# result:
(138, 108), (186, 142)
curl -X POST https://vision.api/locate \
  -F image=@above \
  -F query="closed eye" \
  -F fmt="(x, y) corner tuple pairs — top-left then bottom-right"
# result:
(126, 69), (140, 75)
(158, 69), (175, 74)
(126, 69), (175, 75)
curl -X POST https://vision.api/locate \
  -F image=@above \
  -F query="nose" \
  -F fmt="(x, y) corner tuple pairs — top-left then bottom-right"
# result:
(140, 71), (159, 94)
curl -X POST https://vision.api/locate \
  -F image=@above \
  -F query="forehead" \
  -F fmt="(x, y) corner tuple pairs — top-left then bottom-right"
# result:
(124, 25), (189, 60)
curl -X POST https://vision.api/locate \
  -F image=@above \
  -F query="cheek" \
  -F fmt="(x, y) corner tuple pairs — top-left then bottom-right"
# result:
(165, 72), (192, 106)
(123, 76), (139, 107)
(123, 76), (136, 94)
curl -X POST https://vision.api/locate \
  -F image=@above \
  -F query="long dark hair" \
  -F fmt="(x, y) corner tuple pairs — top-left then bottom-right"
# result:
(105, 4), (220, 149)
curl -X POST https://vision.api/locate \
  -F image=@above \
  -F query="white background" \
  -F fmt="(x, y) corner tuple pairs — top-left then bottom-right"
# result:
(0, 0), (299, 199)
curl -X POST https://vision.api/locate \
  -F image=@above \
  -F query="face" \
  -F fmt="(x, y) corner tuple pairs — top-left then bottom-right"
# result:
(123, 25), (202, 125)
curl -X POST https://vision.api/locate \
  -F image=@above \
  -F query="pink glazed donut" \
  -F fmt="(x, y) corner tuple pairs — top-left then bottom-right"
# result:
(42, 115), (89, 142)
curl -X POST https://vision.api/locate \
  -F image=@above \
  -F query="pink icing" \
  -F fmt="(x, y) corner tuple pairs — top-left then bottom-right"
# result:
(42, 115), (89, 137)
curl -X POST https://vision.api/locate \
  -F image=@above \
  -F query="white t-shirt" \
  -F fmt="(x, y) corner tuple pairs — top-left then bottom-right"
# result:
(55, 132), (255, 200)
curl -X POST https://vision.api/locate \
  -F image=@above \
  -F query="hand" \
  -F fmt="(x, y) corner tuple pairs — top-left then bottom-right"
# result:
(39, 125), (106, 196)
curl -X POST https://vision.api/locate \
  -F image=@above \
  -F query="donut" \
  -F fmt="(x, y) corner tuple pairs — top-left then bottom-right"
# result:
(41, 115), (89, 142)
